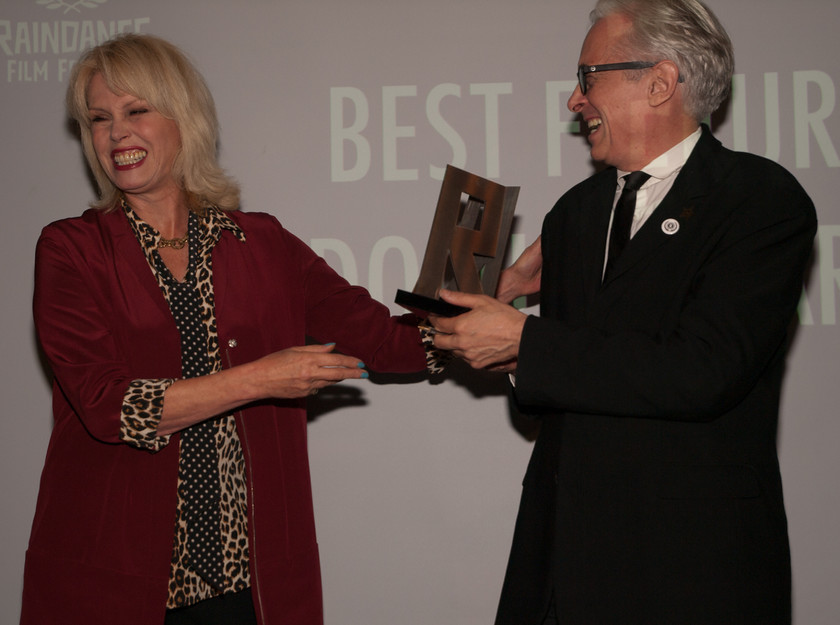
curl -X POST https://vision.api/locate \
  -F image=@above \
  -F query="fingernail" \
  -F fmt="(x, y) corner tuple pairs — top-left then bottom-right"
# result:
(357, 361), (366, 368)
(360, 371), (369, 379)
(325, 342), (336, 347)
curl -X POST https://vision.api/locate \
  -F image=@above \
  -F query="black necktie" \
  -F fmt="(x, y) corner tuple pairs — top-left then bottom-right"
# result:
(604, 171), (650, 280)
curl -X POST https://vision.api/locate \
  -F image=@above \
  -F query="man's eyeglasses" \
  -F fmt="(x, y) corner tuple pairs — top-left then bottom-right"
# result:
(576, 61), (656, 95)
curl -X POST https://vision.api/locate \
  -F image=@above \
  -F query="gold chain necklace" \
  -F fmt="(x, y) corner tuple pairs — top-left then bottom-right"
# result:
(157, 234), (189, 250)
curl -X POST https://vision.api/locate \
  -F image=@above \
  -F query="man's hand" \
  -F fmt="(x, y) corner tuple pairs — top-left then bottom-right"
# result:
(495, 236), (542, 304)
(429, 290), (527, 371)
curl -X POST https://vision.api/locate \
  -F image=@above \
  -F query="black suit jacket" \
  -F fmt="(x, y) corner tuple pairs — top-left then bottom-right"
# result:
(495, 127), (817, 625)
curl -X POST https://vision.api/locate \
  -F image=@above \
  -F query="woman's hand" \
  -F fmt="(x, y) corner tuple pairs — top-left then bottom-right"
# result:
(249, 343), (368, 399)
(156, 343), (366, 435)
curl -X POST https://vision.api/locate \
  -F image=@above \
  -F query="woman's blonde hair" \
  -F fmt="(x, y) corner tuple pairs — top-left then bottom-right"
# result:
(66, 33), (240, 211)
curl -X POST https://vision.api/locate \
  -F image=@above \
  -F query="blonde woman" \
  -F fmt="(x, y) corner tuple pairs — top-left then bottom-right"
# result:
(23, 34), (435, 625)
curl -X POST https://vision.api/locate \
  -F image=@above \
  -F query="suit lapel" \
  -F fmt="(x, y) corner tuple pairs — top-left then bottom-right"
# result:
(578, 177), (617, 306)
(600, 128), (720, 286)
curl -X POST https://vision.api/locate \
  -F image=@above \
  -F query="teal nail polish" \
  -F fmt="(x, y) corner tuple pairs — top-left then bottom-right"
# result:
(357, 361), (366, 368)
(360, 371), (369, 379)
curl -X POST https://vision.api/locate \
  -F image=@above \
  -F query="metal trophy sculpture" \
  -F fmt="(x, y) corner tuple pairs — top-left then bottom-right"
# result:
(396, 165), (519, 316)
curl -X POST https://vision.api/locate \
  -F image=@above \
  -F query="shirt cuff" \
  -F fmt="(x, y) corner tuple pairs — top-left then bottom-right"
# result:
(120, 378), (176, 452)
(418, 321), (451, 374)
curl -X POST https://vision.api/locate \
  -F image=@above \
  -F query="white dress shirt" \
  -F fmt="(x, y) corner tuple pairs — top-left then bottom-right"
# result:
(609, 126), (703, 250)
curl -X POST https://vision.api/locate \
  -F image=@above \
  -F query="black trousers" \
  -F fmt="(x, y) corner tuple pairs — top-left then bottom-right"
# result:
(164, 588), (257, 625)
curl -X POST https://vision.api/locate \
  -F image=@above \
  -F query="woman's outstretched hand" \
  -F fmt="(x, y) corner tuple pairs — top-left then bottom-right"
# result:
(250, 343), (368, 399)
(156, 343), (367, 435)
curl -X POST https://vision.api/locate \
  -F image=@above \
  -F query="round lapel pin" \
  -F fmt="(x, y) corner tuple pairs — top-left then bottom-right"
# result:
(661, 218), (680, 235)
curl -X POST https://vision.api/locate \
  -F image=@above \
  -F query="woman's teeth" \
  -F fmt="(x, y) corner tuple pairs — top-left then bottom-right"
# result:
(114, 149), (147, 166)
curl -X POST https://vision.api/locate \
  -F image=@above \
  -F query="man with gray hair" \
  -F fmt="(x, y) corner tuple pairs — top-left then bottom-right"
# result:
(431, 1), (816, 623)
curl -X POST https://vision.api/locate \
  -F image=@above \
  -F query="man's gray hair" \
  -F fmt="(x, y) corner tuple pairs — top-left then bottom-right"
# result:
(591, 0), (734, 121)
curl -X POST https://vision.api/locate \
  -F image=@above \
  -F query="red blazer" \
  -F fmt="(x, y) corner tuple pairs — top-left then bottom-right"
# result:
(23, 207), (426, 625)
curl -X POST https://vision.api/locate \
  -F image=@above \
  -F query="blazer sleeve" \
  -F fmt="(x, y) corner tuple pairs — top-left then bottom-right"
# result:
(514, 161), (817, 421)
(252, 215), (429, 374)
(34, 223), (153, 444)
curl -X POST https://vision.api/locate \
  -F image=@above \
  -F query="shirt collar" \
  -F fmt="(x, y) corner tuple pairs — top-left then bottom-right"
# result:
(617, 126), (702, 185)
(204, 206), (246, 245)
(122, 199), (246, 250)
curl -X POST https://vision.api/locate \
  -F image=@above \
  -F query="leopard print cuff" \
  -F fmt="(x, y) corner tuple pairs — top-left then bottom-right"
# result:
(419, 322), (451, 375)
(120, 378), (176, 452)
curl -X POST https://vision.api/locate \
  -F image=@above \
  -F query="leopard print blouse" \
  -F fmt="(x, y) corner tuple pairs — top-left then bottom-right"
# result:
(119, 202), (250, 608)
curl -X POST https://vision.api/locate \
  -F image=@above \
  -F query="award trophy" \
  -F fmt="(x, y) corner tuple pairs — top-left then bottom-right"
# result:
(396, 165), (519, 316)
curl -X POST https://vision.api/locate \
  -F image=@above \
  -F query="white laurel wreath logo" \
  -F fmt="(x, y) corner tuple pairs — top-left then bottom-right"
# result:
(37, 0), (109, 14)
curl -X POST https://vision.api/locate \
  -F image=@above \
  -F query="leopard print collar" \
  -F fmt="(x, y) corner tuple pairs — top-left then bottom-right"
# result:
(120, 199), (246, 252)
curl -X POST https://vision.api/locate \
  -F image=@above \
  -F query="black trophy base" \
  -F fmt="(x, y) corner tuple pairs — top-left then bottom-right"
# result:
(395, 289), (469, 317)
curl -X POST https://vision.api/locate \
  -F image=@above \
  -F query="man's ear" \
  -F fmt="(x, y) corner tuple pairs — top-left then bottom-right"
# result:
(648, 60), (681, 107)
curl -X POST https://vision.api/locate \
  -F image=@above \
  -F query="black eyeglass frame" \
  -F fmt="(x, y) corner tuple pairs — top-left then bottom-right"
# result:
(578, 61), (686, 95)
